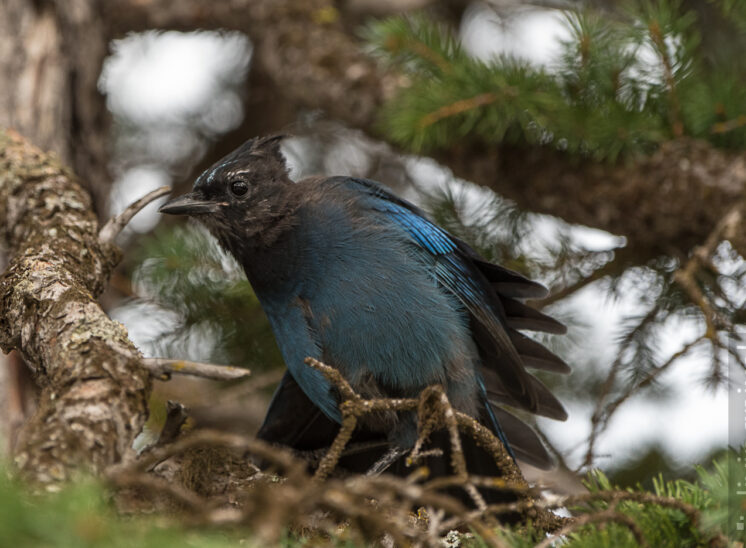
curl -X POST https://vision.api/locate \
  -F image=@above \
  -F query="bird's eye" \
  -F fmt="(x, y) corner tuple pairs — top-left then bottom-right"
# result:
(229, 180), (249, 197)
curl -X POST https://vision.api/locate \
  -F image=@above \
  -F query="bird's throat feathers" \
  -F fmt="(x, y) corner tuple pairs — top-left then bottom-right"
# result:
(201, 190), (299, 263)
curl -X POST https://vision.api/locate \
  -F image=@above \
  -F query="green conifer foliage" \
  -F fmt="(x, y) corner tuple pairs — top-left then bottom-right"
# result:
(366, 0), (746, 160)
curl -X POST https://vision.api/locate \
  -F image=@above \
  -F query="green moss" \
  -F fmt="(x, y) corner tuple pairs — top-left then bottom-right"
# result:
(0, 470), (243, 548)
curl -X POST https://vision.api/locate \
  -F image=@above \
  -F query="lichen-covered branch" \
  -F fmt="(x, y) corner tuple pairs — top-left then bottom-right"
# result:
(0, 129), (151, 483)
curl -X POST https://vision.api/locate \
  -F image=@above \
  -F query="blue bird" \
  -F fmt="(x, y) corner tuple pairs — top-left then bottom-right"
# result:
(159, 135), (569, 495)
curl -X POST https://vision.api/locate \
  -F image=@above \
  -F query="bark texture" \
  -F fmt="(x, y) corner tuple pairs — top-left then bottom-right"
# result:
(0, 130), (150, 482)
(0, 0), (111, 213)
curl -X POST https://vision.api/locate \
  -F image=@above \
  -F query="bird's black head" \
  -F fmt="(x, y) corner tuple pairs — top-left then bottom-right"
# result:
(159, 135), (295, 250)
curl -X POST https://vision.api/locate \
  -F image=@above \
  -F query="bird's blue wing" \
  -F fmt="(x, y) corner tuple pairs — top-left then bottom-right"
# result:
(337, 177), (540, 412)
(262, 300), (341, 422)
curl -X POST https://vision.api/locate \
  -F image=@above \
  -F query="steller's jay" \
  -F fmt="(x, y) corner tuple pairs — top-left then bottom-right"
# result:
(159, 135), (569, 498)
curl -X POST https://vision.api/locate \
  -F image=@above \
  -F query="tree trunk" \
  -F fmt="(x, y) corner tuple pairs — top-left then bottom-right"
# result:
(0, 0), (111, 213)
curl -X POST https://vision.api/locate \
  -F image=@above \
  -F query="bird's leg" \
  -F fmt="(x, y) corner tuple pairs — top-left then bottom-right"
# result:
(365, 446), (409, 476)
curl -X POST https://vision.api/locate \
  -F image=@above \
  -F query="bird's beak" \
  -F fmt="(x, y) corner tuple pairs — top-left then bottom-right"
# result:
(159, 192), (224, 215)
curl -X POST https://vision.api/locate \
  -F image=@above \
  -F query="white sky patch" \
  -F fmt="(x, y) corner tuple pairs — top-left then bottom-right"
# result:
(545, 380), (727, 471)
(110, 301), (180, 356)
(460, 4), (572, 66)
(541, 285), (729, 471)
(110, 300), (220, 363)
(100, 30), (251, 126)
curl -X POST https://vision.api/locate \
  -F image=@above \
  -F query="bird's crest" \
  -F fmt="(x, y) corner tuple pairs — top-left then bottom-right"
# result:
(250, 134), (288, 157)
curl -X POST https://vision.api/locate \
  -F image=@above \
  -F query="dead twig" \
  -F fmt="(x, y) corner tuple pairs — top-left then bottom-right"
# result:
(599, 336), (706, 432)
(314, 407), (359, 482)
(673, 204), (742, 338)
(142, 358), (251, 381)
(582, 304), (661, 469)
(425, 386), (486, 510)
(306, 357), (525, 490)
(207, 369), (284, 403)
(99, 186), (171, 243)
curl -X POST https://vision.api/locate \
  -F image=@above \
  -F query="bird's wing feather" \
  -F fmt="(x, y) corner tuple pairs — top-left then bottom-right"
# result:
(258, 371), (392, 471)
(337, 177), (553, 414)
(257, 371), (339, 449)
(262, 300), (340, 422)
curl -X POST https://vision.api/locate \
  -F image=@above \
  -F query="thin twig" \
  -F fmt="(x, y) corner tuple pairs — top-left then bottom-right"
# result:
(366, 446), (408, 476)
(418, 92), (501, 129)
(454, 413), (525, 485)
(582, 304), (661, 469)
(207, 369), (284, 403)
(305, 357), (359, 401)
(532, 256), (622, 309)
(142, 358), (251, 381)
(314, 408), (359, 482)
(598, 335), (706, 430)
(648, 20), (682, 137)
(435, 386), (486, 510)
(99, 186), (171, 243)
(711, 114), (746, 135)
(673, 204), (742, 338)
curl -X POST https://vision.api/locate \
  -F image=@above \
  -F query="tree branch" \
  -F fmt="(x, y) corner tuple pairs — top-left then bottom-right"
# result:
(0, 129), (151, 483)
(99, 186), (171, 244)
(141, 358), (251, 381)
